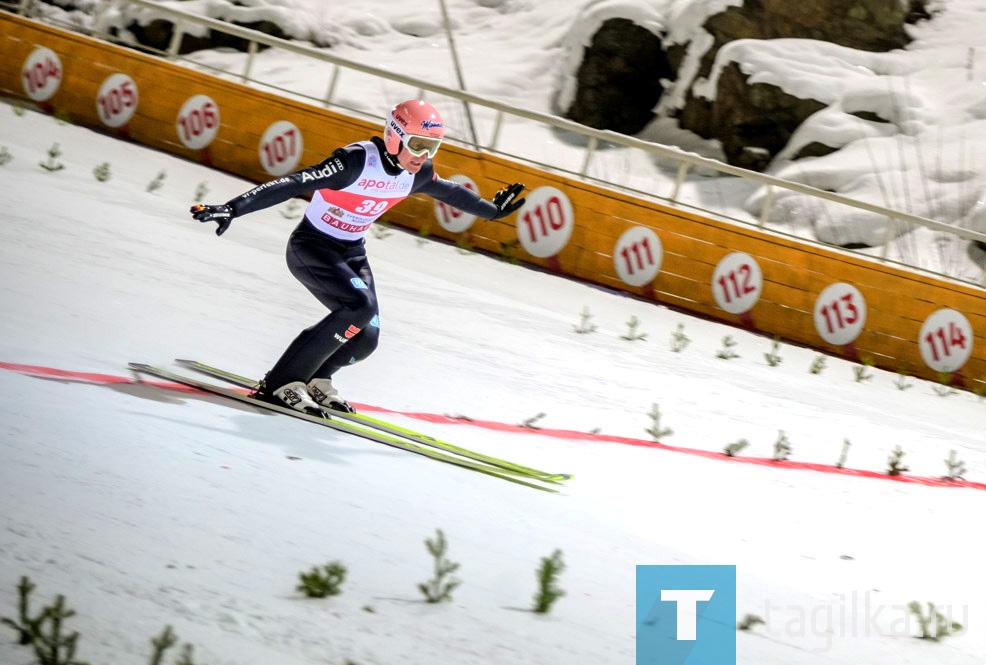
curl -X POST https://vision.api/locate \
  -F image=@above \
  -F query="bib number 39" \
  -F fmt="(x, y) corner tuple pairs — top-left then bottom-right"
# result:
(355, 200), (389, 215)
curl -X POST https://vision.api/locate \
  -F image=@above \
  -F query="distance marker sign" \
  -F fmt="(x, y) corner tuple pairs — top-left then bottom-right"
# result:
(516, 186), (574, 258)
(813, 282), (867, 346)
(259, 120), (303, 176)
(96, 73), (138, 128)
(176, 94), (220, 150)
(712, 252), (763, 314)
(22, 47), (62, 102)
(919, 308), (974, 373)
(614, 226), (662, 287)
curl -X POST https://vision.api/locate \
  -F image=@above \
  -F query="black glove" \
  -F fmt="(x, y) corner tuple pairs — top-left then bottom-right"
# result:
(190, 203), (235, 236)
(490, 183), (526, 219)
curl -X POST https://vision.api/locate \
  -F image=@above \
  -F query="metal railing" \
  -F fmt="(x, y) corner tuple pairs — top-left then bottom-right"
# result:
(13, 0), (986, 286)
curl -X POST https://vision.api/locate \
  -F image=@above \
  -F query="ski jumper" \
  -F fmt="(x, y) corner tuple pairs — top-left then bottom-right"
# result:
(225, 137), (502, 389)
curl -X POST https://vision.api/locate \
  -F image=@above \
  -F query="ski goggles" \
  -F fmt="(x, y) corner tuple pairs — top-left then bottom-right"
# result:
(403, 134), (442, 159)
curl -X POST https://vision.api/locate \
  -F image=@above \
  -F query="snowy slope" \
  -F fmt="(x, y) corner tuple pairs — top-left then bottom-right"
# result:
(1, 104), (985, 664)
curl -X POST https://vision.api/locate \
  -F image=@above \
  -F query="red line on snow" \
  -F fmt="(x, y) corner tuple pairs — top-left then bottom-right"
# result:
(0, 361), (202, 393)
(3, 361), (984, 491)
(358, 405), (986, 490)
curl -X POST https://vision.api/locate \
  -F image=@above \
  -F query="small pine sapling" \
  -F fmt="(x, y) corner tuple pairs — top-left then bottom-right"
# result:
(499, 239), (521, 264)
(371, 221), (393, 239)
(193, 181), (209, 202)
(173, 643), (202, 665)
(146, 170), (166, 193)
(763, 338), (783, 366)
(40, 143), (65, 172)
(737, 613), (765, 631)
(932, 373), (958, 397)
(620, 315), (647, 341)
(1, 580), (89, 665)
(907, 601), (963, 640)
(279, 198), (303, 219)
(92, 162), (111, 182)
(669, 323), (690, 352)
(645, 403), (672, 440)
(772, 430), (791, 461)
(894, 371), (913, 391)
(887, 446), (909, 476)
(836, 439), (851, 469)
(520, 412), (546, 429)
(296, 561), (348, 598)
(532, 549), (566, 614)
(148, 625), (178, 665)
(418, 529), (461, 604)
(146, 626), (204, 665)
(0, 146), (12, 166)
(716, 335), (740, 359)
(943, 450), (966, 481)
(29, 594), (87, 665)
(809, 354), (827, 375)
(723, 439), (749, 457)
(573, 307), (597, 334)
(853, 356), (874, 383)
(1, 575), (41, 645)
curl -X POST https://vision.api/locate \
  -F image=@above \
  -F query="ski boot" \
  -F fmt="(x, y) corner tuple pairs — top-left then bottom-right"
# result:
(307, 378), (355, 413)
(254, 380), (328, 417)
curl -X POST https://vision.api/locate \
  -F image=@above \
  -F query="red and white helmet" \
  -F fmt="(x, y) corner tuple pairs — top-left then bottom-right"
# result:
(384, 99), (445, 159)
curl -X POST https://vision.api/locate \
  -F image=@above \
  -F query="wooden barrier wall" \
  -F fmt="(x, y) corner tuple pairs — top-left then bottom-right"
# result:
(2, 12), (984, 393)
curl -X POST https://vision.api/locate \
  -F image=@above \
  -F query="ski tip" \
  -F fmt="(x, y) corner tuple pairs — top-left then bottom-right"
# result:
(525, 473), (573, 484)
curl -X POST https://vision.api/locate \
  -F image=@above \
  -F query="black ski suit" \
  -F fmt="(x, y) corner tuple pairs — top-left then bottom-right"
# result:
(224, 136), (504, 390)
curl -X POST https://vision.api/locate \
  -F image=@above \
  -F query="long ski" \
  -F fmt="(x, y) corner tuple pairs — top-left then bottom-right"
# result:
(173, 359), (571, 483)
(129, 363), (560, 493)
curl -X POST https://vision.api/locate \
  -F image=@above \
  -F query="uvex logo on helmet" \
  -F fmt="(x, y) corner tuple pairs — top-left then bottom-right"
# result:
(388, 118), (407, 138)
